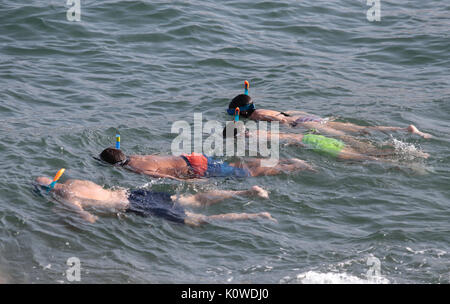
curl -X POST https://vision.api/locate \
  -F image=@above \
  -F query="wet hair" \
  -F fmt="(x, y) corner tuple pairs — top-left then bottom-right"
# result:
(228, 94), (255, 118)
(222, 122), (249, 139)
(222, 123), (238, 138)
(99, 148), (127, 165)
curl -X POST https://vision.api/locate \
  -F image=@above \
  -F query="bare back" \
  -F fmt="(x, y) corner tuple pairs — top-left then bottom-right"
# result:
(55, 179), (129, 210)
(127, 155), (190, 178)
(249, 109), (313, 125)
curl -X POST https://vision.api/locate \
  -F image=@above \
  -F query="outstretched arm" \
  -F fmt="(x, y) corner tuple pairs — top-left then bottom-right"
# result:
(45, 181), (99, 223)
(250, 111), (290, 124)
(125, 165), (204, 182)
(133, 169), (187, 181)
(53, 196), (98, 224)
(142, 170), (182, 181)
(68, 200), (98, 223)
(142, 171), (208, 182)
(283, 110), (310, 116)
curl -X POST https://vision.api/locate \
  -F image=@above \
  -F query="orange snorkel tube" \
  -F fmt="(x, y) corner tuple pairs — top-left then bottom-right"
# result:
(47, 168), (65, 192)
(244, 80), (249, 95)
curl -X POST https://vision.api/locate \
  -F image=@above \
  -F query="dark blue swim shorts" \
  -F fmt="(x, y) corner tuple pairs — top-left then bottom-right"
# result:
(126, 189), (186, 224)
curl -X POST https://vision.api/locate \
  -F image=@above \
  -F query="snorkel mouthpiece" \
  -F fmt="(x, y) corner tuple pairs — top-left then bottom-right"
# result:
(227, 103), (255, 115)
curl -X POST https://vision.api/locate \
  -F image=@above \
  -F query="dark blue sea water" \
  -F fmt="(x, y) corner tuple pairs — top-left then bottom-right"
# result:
(0, 0), (449, 283)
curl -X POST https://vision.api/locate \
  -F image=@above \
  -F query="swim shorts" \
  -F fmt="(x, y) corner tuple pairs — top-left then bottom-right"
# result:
(181, 153), (251, 178)
(301, 134), (345, 158)
(181, 153), (208, 176)
(126, 189), (186, 224)
(204, 157), (251, 178)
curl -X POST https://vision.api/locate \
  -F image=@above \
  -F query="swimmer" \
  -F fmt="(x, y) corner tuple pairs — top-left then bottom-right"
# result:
(35, 176), (275, 226)
(224, 125), (429, 161)
(98, 148), (315, 180)
(226, 94), (432, 139)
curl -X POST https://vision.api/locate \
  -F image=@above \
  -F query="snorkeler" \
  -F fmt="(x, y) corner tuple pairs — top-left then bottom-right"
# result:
(223, 123), (429, 161)
(98, 148), (315, 180)
(35, 176), (275, 226)
(226, 88), (432, 139)
(250, 129), (429, 161)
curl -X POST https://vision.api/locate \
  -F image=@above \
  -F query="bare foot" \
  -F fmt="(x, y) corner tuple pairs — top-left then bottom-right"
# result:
(250, 186), (269, 199)
(83, 214), (98, 224)
(407, 125), (432, 139)
(257, 212), (278, 223)
(412, 151), (430, 159)
(420, 152), (430, 159)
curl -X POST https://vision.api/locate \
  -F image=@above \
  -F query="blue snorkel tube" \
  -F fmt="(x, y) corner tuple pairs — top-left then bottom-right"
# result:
(116, 134), (120, 149)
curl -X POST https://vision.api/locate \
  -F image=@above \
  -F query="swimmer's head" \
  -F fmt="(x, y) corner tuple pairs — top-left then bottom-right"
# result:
(36, 176), (52, 187)
(222, 123), (238, 138)
(227, 94), (255, 118)
(222, 122), (249, 138)
(33, 176), (54, 195)
(100, 148), (127, 165)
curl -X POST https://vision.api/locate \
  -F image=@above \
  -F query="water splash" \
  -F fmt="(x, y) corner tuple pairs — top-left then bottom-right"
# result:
(387, 136), (429, 161)
(294, 271), (390, 284)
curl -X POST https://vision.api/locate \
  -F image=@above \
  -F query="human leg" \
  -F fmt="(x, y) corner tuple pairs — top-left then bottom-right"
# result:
(183, 211), (276, 226)
(230, 158), (316, 176)
(173, 186), (269, 207)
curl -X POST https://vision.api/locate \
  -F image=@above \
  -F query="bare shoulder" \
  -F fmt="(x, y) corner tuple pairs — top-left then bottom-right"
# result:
(251, 109), (279, 120)
(61, 179), (105, 193)
(255, 108), (279, 115)
(63, 179), (96, 187)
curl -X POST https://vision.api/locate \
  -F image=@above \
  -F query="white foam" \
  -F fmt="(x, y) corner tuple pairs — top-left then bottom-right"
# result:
(295, 271), (390, 284)
(389, 137), (428, 160)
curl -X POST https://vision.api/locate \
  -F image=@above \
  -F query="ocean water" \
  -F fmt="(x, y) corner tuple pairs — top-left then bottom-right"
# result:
(0, 0), (449, 283)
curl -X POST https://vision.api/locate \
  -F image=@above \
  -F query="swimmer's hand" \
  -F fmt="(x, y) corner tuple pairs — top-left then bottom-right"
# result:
(250, 186), (269, 199)
(82, 213), (98, 224)
(68, 200), (98, 224)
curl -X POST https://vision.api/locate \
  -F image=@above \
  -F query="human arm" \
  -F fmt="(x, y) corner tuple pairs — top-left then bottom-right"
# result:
(61, 199), (98, 223)
(141, 170), (186, 181)
(140, 170), (208, 183)
(250, 110), (290, 124)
